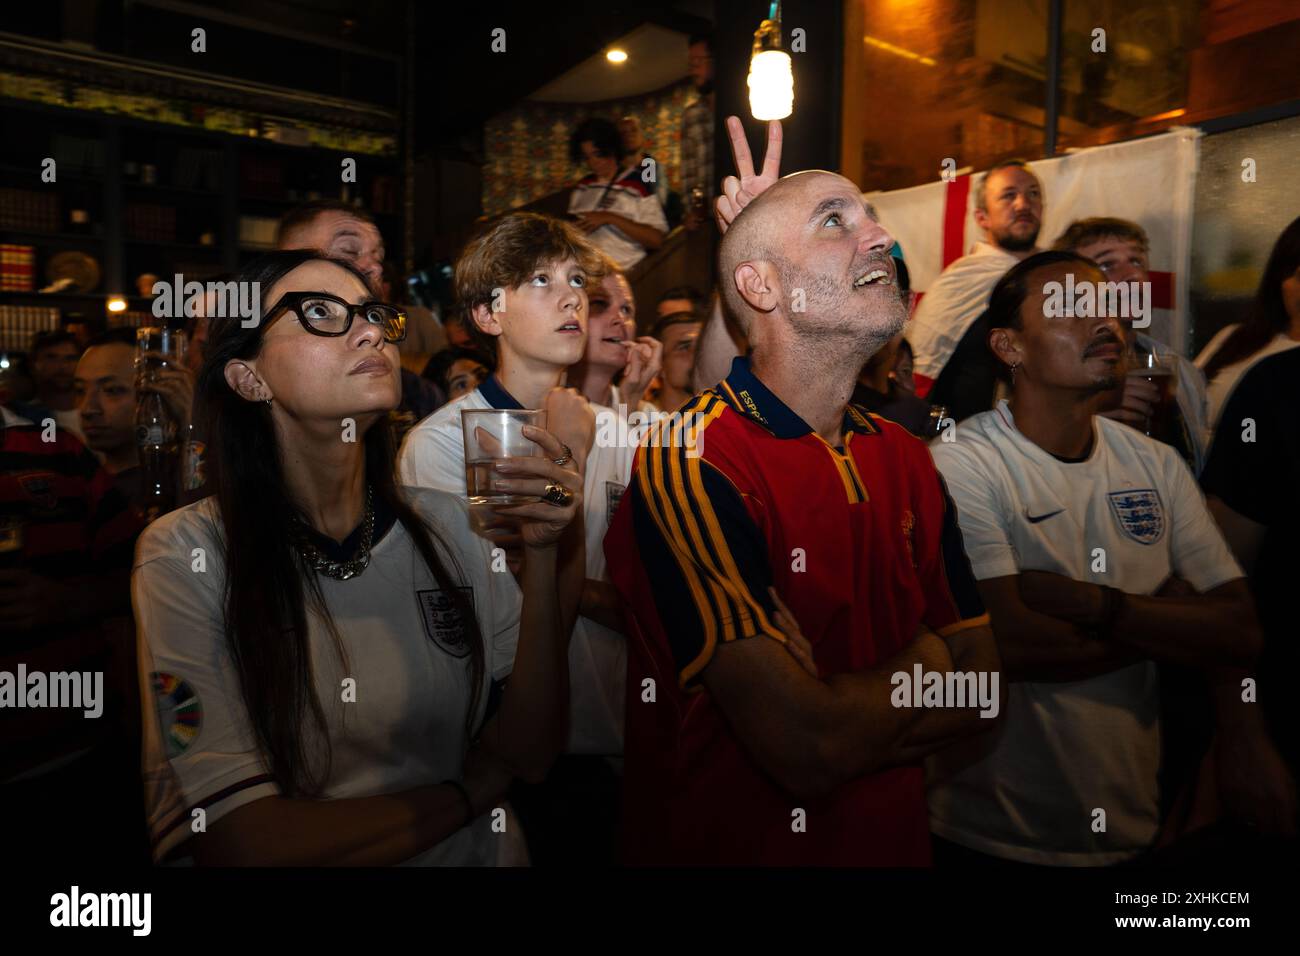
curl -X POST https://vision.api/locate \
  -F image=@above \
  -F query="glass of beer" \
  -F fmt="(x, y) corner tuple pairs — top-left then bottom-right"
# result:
(135, 325), (188, 386)
(1129, 348), (1178, 441)
(461, 408), (547, 539)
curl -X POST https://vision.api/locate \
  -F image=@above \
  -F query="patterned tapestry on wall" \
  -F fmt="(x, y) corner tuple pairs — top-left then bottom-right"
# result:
(483, 80), (695, 216)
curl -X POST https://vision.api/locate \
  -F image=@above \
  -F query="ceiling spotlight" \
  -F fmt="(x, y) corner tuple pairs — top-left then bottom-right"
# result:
(606, 49), (628, 64)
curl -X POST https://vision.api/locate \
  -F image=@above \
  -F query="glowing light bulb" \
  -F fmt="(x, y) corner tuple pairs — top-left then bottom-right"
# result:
(606, 49), (628, 64)
(748, 49), (793, 121)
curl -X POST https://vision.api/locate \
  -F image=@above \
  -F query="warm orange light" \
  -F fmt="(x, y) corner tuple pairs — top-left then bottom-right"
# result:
(863, 35), (936, 66)
(107, 296), (128, 313)
(1147, 108), (1187, 123)
(606, 49), (628, 64)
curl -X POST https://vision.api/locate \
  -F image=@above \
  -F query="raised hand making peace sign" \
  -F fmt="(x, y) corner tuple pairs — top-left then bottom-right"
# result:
(714, 116), (783, 235)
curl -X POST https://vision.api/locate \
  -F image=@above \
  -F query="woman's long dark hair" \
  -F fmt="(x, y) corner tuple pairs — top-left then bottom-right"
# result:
(198, 250), (484, 797)
(1203, 216), (1300, 381)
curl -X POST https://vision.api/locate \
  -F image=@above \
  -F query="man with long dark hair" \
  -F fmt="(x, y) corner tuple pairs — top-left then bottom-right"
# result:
(134, 251), (583, 865)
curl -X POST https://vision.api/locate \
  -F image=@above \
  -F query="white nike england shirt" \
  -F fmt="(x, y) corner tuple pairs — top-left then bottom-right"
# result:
(927, 400), (1242, 865)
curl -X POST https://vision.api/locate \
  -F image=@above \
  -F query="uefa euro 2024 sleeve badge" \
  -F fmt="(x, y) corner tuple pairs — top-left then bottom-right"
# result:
(151, 672), (202, 758)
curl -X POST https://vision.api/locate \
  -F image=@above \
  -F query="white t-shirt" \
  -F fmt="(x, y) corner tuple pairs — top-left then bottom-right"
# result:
(398, 382), (635, 755)
(907, 241), (1020, 384)
(927, 401), (1242, 865)
(567, 168), (668, 271)
(1195, 324), (1300, 446)
(134, 487), (528, 866)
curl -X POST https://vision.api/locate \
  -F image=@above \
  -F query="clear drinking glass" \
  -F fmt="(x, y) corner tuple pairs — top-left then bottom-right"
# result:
(461, 408), (547, 539)
(1127, 346), (1178, 440)
(135, 325), (188, 386)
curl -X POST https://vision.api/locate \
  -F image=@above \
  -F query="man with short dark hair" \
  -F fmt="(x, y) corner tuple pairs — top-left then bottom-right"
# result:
(1053, 216), (1208, 472)
(648, 311), (702, 413)
(927, 250), (1292, 864)
(14, 330), (84, 443)
(74, 330), (142, 504)
(908, 159), (1044, 410)
(656, 285), (707, 320)
(277, 200), (447, 359)
(618, 115), (662, 206)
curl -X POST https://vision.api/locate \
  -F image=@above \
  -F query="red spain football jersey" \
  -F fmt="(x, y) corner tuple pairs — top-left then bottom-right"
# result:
(604, 356), (988, 865)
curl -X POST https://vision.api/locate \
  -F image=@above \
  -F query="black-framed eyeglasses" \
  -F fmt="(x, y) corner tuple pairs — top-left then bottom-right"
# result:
(265, 292), (407, 343)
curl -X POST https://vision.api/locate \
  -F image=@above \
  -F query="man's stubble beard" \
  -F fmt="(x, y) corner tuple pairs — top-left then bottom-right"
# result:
(994, 221), (1041, 253)
(777, 258), (907, 360)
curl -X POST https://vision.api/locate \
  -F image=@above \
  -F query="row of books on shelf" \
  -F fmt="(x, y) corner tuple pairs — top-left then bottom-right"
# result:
(0, 188), (61, 234)
(1, 244), (34, 291)
(0, 305), (59, 353)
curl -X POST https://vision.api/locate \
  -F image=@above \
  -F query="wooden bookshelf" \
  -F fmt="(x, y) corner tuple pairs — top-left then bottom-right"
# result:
(0, 96), (403, 345)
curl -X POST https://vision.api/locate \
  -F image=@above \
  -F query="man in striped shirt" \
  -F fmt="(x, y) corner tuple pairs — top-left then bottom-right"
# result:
(604, 151), (1002, 864)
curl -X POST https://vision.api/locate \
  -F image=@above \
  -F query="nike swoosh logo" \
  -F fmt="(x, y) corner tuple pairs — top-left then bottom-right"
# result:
(1025, 509), (1065, 524)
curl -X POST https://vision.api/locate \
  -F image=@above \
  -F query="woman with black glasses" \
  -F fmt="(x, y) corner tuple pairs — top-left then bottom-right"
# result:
(133, 250), (582, 865)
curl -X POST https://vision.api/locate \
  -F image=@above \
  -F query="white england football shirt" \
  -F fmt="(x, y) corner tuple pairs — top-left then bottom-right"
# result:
(907, 241), (1019, 385)
(134, 487), (528, 865)
(927, 400), (1242, 865)
(567, 168), (668, 271)
(398, 377), (634, 755)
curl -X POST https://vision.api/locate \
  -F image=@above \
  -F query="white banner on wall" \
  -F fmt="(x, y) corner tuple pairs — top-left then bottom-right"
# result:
(864, 127), (1202, 358)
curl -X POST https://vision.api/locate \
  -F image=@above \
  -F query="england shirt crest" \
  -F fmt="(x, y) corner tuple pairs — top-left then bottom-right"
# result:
(417, 586), (475, 658)
(1107, 489), (1165, 545)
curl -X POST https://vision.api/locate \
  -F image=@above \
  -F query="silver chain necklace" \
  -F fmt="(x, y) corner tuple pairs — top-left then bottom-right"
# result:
(293, 485), (375, 581)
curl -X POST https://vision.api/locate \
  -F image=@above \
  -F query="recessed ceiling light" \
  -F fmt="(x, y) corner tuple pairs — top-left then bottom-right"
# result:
(606, 49), (628, 63)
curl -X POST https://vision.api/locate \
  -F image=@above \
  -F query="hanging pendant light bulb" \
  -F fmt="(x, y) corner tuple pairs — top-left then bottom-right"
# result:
(748, 1), (793, 121)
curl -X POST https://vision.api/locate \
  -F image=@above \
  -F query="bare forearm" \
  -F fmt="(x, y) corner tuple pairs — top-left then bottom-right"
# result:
(481, 543), (567, 781)
(579, 578), (624, 632)
(1021, 573), (1259, 668)
(607, 215), (664, 250)
(816, 629), (963, 777)
(999, 611), (1138, 682)
(869, 626), (1004, 763)
(987, 576), (1144, 681)
(1109, 594), (1258, 667)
